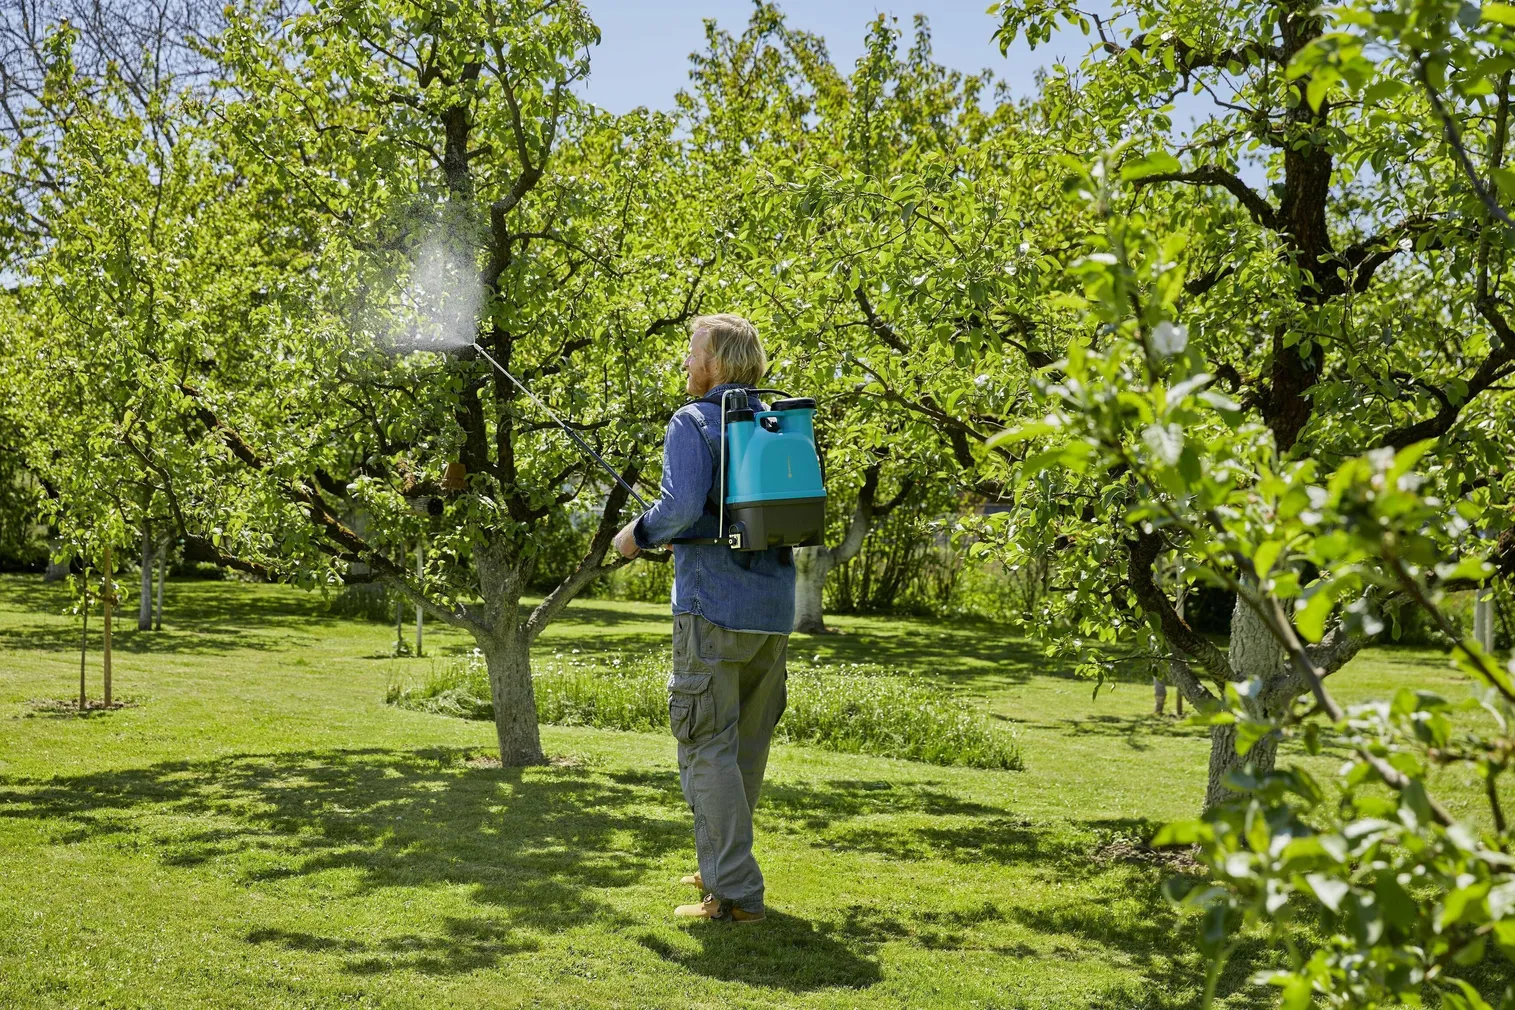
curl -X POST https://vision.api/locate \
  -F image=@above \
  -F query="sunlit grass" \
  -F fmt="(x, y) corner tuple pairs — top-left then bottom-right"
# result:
(1, 573), (1504, 1009)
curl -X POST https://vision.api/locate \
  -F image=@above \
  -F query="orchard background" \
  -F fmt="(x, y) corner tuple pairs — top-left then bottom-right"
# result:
(2, 1), (1515, 1007)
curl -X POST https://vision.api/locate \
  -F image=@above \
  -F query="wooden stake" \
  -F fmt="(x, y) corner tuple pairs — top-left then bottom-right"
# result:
(79, 567), (89, 712)
(1475, 589), (1496, 653)
(139, 517), (154, 630)
(154, 539), (165, 630)
(103, 541), (113, 707)
(415, 540), (425, 658)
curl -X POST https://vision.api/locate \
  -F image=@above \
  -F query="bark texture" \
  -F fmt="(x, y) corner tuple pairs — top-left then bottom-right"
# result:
(481, 631), (541, 766)
(1204, 597), (1289, 808)
(154, 538), (166, 630)
(1206, 721), (1281, 808)
(474, 548), (543, 765)
(792, 547), (835, 634)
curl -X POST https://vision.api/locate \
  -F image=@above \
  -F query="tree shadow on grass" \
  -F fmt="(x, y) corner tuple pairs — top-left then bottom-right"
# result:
(610, 769), (1006, 835)
(0, 577), (348, 655)
(247, 917), (540, 975)
(1008, 713), (1211, 752)
(1002, 871), (1278, 1009)
(792, 616), (1055, 686)
(0, 746), (688, 975)
(735, 776), (1000, 832)
(541, 601), (670, 629)
(0, 742), (1273, 1000)
(636, 910), (883, 992)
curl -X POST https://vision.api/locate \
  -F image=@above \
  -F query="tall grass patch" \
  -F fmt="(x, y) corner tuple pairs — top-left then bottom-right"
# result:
(388, 649), (1021, 771)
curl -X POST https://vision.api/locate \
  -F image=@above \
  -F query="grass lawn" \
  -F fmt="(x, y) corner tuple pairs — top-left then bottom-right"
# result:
(0, 573), (1500, 1008)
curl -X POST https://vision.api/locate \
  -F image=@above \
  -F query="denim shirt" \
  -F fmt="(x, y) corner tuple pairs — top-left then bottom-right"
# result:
(633, 382), (796, 634)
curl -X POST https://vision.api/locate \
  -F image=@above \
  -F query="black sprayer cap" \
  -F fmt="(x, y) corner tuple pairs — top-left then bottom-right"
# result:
(770, 397), (816, 411)
(723, 389), (753, 422)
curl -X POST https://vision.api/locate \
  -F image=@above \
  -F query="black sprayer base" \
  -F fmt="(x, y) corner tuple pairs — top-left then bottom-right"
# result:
(726, 497), (825, 551)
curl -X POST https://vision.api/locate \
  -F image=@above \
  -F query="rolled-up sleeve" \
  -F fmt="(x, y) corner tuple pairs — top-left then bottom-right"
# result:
(633, 409), (714, 549)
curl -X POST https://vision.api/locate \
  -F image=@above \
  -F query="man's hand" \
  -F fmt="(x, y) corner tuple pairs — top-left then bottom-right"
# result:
(614, 518), (641, 559)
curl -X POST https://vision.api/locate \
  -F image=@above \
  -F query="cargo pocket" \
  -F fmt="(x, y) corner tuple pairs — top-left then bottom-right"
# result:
(668, 671), (714, 745)
(672, 614), (693, 666)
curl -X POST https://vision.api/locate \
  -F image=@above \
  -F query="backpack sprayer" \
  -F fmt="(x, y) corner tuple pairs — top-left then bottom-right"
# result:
(469, 342), (826, 552)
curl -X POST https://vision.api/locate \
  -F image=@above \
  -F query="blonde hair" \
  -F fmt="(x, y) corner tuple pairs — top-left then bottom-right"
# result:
(694, 313), (767, 386)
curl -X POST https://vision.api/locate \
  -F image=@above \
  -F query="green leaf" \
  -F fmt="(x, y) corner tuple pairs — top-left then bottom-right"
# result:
(1492, 919), (1515, 961)
(1377, 872), (1417, 931)
(1120, 151), (1181, 181)
(1485, 3), (1515, 26)
(1295, 588), (1335, 643)
(1200, 901), (1230, 954)
(1448, 978), (1495, 1010)
(1153, 819), (1210, 846)
(1388, 438), (1436, 481)
(1442, 880), (1492, 928)
(1493, 167), (1515, 203)
(1254, 540), (1284, 578)
(1280, 976), (1313, 1010)
(1235, 718), (1272, 757)
(1436, 555), (1493, 583)
(987, 419), (1060, 446)
(1306, 74), (1333, 112)
(1306, 873), (1349, 912)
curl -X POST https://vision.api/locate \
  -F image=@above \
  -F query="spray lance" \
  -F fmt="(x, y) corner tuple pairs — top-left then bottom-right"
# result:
(390, 234), (822, 546)
(467, 341), (651, 509)
(463, 341), (827, 552)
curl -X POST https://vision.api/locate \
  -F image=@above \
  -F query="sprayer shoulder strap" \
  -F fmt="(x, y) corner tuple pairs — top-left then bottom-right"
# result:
(666, 395), (733, 546)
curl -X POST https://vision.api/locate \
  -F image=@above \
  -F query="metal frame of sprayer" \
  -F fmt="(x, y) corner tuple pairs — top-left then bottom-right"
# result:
(671, 387), (776, 550)
(711, 387), (748, 550)
(467, 341), (825, 552)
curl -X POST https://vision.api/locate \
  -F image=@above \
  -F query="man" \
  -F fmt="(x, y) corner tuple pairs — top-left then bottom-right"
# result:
(614, 313), (794, 924)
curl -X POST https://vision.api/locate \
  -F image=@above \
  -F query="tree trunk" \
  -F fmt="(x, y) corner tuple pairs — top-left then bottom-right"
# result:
(473, 548), (543, 765)
(1474, 589), (1495, 652)
(1204, 595), (1291, 808)
(138, 518), (153, 630)
(788, 461), (908, 634)
(480, 630), (542, 765)
(1206, 721), (1281, 809)
(792, 547), (834, 634)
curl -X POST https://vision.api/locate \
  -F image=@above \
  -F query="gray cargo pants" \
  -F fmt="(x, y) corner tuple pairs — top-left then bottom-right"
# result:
(667, 613), (788, 914)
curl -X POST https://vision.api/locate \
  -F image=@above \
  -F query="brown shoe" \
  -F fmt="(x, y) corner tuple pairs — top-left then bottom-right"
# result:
(674, 894), (765, 923)
(679, 873), (704, 890)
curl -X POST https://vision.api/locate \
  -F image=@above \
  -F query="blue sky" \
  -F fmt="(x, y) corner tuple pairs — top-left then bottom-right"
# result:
(577, 1), (1105, 114)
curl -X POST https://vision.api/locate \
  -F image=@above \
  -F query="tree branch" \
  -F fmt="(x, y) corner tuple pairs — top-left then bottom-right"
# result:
(523, 460), (641, 642)
(1377, 297), (1515, 449)
(853, 284), (909, 353)
(1126, 529), (1233, 686)
(1133, 165), (1280, 230)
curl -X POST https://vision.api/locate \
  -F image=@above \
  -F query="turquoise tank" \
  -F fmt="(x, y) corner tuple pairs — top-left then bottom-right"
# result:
(725, 405), (825, 504)
(721, 397), (826, 550)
